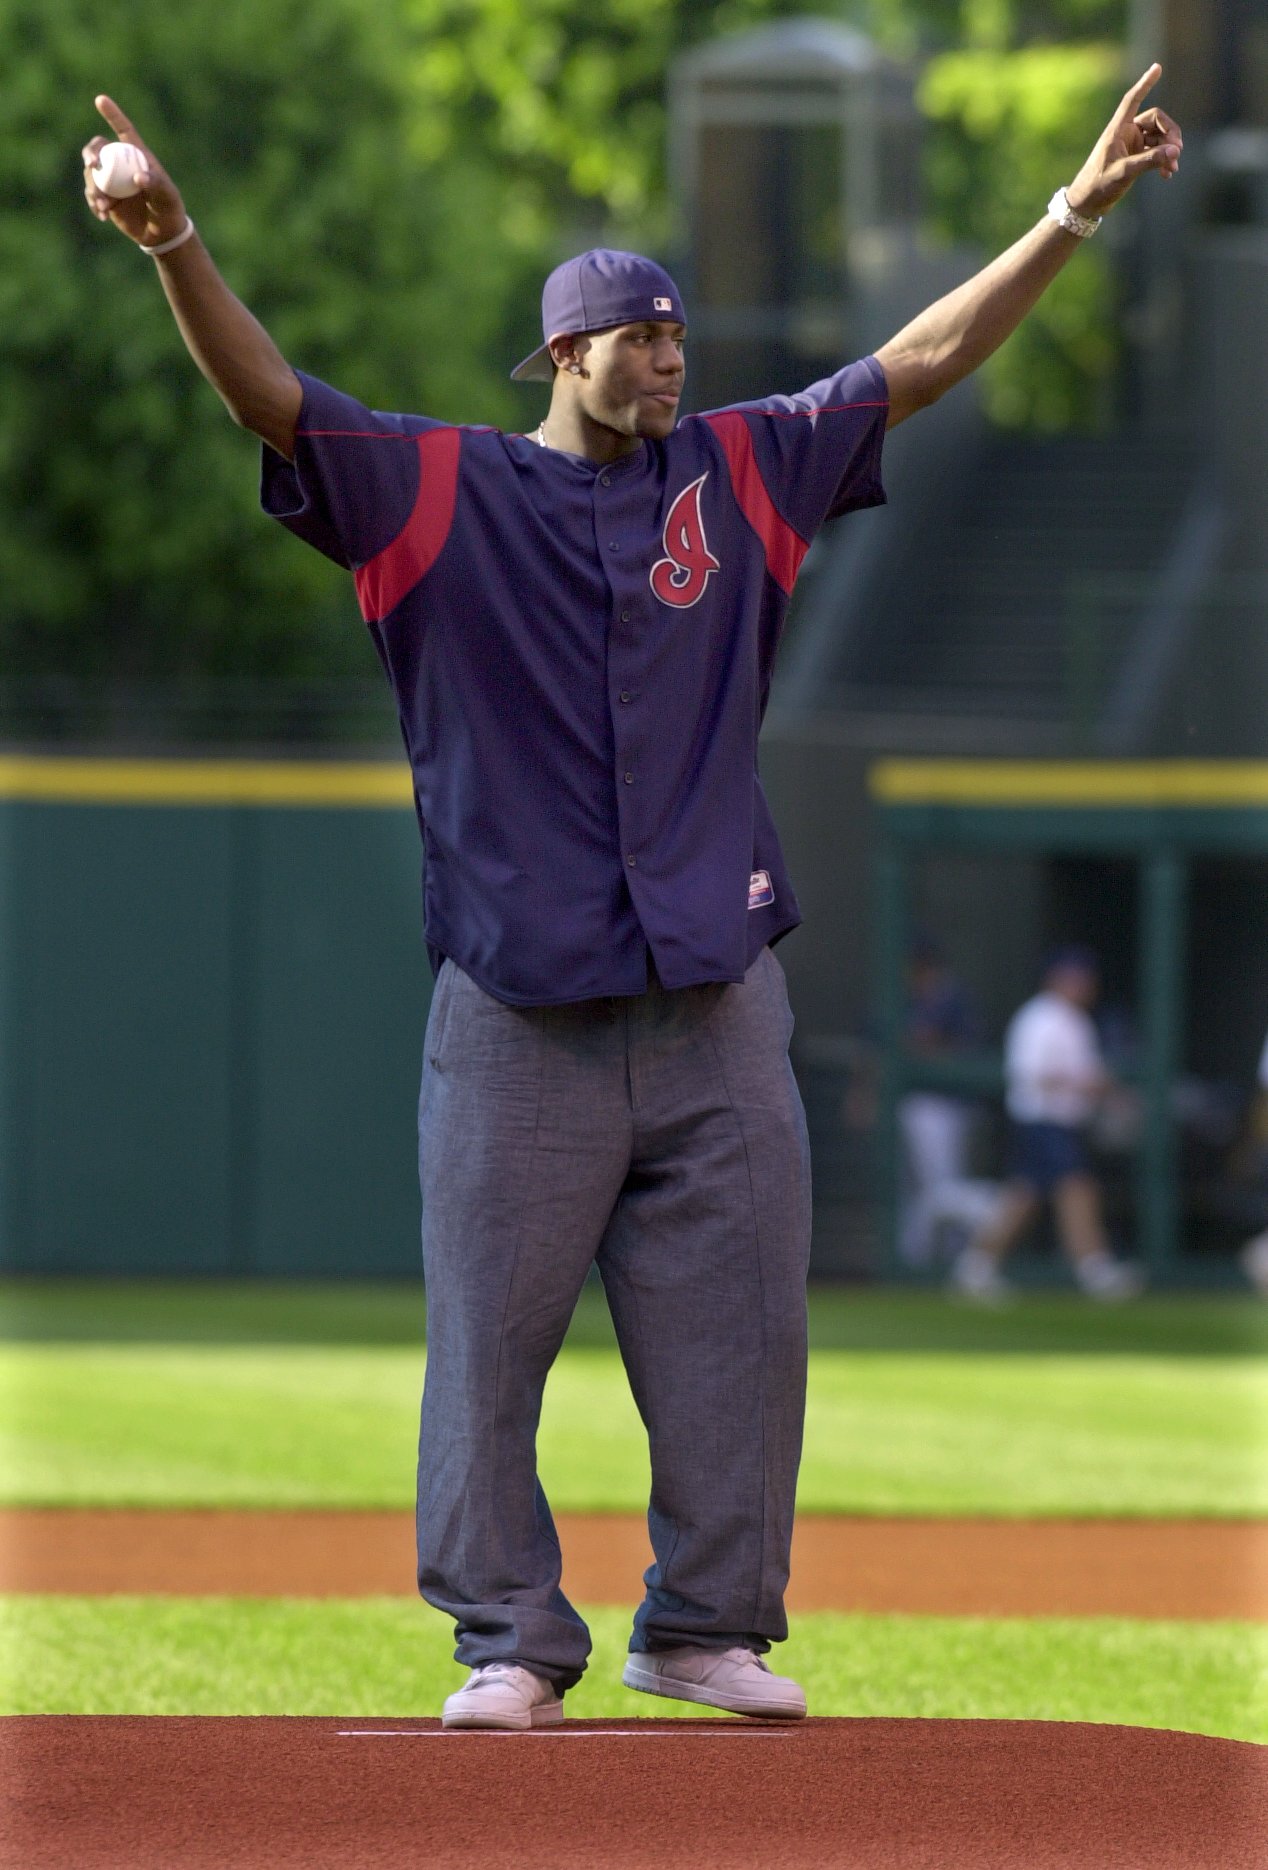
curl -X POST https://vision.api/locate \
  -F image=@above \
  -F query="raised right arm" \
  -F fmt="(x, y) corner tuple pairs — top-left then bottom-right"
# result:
(83, 95), (302, 461)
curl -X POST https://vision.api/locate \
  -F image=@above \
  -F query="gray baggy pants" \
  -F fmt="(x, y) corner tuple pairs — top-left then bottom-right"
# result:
(415, 945), (812, 1692)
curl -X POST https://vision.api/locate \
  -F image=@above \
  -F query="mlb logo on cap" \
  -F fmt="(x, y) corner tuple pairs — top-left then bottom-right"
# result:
(511, 248), (686, 382)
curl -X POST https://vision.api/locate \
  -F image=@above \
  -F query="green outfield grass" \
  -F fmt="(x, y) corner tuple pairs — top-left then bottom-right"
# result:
(3, 1281), (1264, 1744)
(4, 1279), (1265, 1354)
(2, 1337), (1263, 1516)
(2, 1596), (1263, 1743)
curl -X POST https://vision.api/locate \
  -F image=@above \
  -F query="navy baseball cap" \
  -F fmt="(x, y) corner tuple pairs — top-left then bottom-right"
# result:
(511, 248), (686, 383)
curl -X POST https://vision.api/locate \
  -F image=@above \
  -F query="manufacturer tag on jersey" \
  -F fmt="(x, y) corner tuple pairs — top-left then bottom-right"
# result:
(748, 869), (774, 909)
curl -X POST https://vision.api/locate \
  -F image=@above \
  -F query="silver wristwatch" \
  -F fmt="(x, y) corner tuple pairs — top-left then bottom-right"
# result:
(1047, 186), (1101, 238)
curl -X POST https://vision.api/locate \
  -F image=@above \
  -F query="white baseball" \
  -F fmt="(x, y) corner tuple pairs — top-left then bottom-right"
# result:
(91, 142), (150, 199)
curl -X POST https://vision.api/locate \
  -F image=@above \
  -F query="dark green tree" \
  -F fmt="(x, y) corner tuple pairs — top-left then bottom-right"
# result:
(920, 0), (1128, 428)
(2, 0), (542, 700)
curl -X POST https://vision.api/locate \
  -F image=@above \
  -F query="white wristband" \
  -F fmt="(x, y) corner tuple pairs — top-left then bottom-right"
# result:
(1047, 187), (1101, 239)
(141, 217), (196, 258)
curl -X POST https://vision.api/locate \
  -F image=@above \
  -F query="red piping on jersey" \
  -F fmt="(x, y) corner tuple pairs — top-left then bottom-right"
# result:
(683, 398), (887, 427)
(702, 410), (809, 596)
(300, 404), (886, 442)
(296, 425), (499, 438)
(297, 429), (421, 439)
(353, 428), (461, 623)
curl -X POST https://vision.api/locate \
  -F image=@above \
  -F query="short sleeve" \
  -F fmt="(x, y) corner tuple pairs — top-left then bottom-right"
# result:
(705, 355), (889, 540)
(260, 371), (442, 570)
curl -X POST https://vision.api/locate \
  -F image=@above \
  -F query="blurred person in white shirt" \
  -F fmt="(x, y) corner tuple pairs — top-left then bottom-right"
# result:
(951, 947), (1145, 1302)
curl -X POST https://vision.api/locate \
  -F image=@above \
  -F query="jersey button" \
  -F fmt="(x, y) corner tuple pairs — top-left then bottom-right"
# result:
(600, 474), (612, 487)
(620, 611), (631, 623)
(619, 691), (632, 704)
(609, 541), (621, 551)
(623, 772), (634, 784)
(627, 854), (638, 867)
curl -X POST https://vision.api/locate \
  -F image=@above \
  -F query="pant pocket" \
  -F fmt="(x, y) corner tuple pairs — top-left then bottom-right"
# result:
(761, 945), (796, 1049)
(425, 959), (456, 1069)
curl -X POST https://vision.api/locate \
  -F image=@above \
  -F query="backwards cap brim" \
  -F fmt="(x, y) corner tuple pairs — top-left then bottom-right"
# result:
(510, 342), (555, 384)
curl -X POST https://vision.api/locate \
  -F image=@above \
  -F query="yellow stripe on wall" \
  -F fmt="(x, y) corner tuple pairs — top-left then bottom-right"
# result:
(0, 756), (414, 808)
(4, 754), (1266, 813)
(870, 761), (1268, 809)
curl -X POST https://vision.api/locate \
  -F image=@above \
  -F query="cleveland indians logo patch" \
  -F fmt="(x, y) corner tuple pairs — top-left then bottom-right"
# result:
(650, 474), (720, 609)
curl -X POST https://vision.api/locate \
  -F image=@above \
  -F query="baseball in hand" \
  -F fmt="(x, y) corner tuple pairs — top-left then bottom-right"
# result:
(91, 142), (150, 199)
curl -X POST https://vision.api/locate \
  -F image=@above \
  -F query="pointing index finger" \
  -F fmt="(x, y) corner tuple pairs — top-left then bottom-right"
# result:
(1116, 62), (1162, 129)
(95, 94), (143, 147)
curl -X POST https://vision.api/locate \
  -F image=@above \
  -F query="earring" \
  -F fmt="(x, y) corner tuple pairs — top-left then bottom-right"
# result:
(568, 363), (581, 375)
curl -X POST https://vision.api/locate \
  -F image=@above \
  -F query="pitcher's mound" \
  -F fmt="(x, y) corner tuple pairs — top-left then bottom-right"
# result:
(4, 1714), (1264, 1869)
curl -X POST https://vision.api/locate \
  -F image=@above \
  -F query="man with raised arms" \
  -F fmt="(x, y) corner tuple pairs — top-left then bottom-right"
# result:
(82, 70), (1181, 1729)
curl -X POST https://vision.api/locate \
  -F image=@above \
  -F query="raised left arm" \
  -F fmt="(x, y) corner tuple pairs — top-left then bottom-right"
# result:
(875, 63), (1182, 428)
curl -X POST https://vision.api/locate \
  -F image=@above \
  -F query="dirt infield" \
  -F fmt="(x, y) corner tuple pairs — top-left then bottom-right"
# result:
(3, 1509), (1266, 1618)
(4, 1714), (1265, 1869)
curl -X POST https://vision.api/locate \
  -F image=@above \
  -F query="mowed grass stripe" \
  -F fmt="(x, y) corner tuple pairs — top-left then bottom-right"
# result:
(3, 1282), (1265, 1355)
(2, 1597), (1264, 1744)
(2, 1343), (1264, 1517)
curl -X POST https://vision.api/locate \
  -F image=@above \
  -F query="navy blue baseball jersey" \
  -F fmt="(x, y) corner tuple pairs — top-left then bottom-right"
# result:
(262, 358), (888, 1006)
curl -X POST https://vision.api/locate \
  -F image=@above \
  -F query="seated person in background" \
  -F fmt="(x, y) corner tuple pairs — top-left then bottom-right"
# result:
(898, 940), (998, 1265)
(1239, 1032), (1268, 1296)
(950, 947), (1145, 1302)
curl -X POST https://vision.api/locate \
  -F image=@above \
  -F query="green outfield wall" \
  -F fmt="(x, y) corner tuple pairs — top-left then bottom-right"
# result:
(0, 757), (429, 1276)
(6, 753), (1267, 1280)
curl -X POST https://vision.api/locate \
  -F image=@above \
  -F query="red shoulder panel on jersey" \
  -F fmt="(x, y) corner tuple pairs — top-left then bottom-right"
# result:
(702, 411), (809, 596)
(354, 427), (461, 623)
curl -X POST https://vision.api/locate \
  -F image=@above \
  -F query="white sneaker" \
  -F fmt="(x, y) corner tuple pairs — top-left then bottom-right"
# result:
(1074, 1252), (1146, 1301)
(441, 1663), (564, 1731)
(622, 1645), (806, 1720)
(948, 1245), (1013, 1304)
